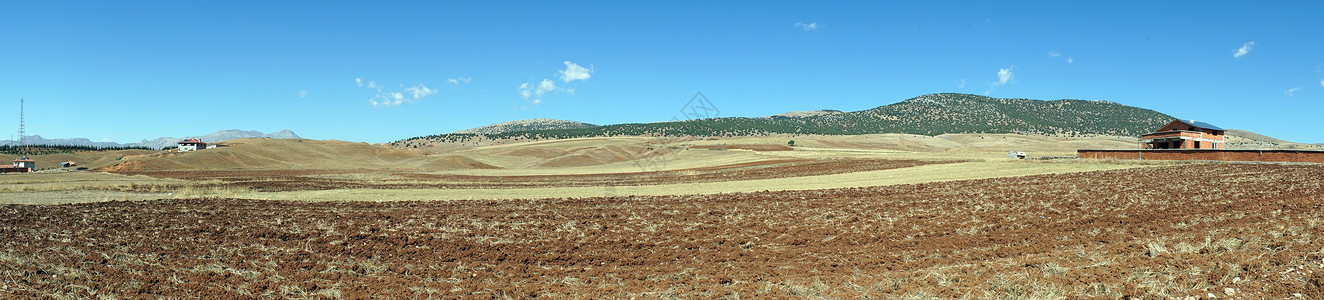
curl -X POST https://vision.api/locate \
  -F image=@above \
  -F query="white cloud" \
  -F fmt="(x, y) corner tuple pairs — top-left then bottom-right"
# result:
(1047, 51), (1074, 64)
(404, 84), (435, 99)
(1286, 87), (1301, 96)
(537, 79), (556, 96)
(517, 80), (557, 98)
(448, 77), (472, 85)
(517, 79), (556, 104)
(985, 67), (1014, 95)
(1320, 79), (1324, 88)
(996, 67), (1014, 85)
(518, 61), (595, 107)
(358, 78), (435, 107)
(957, 79), (966, 89)
(794, 21), (818, 31)
(298, 90), (308, 98)
(370, 92), (408, 107)
(559, 61), (592, 83)
(1233, 41), (1255, 58)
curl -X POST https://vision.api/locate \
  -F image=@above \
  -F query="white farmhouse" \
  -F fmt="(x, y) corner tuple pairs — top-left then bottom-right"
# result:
(177, 138), (208, 152)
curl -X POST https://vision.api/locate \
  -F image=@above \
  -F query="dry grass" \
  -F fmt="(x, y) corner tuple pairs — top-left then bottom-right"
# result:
(12, 133), (1161, 204)
(5, 154), (1162, 203)
(0, 172), (251, 204)
(94, 133), (1148, 174)
(0, 149), (157, 171)
(702, 133), (1140, 157)
(5, 134), (1212, 206)
(0, 172), (186, 193)
(96, 138), (424, 172)
(247, 159), (1149, 201)
(442, 147), (777, 176)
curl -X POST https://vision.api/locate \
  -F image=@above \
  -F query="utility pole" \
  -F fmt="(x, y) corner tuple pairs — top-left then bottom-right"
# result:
(18, 98), (25, 147)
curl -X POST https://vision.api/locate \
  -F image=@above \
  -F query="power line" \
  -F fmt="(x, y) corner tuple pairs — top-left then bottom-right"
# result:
(17, 98), (25, 147)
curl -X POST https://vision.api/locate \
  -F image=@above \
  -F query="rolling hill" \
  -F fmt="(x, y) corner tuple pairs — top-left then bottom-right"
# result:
(2, 148), (159, 171)
(130, 129), (302, 149)
(397, 93), (1176, 146)
(453, 118), (598, 135)
(1225, 129), (1293, 145)
(93, 138), (506, 172)
(1224, 129), (1322, 150)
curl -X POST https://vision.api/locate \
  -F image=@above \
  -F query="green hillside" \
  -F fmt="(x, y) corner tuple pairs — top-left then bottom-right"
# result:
(396, 93), (1174, 145)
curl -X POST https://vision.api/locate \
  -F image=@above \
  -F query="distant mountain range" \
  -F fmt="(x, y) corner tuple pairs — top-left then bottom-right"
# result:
(398, 93), (1178, 144)
(1, 129), (300, 149)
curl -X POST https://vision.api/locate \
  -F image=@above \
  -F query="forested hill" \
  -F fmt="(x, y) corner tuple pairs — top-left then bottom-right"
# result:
(395, 93), (1174, 145)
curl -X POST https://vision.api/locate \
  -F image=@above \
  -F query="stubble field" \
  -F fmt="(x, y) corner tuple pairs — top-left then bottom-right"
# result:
(2, 163), (1322, 298)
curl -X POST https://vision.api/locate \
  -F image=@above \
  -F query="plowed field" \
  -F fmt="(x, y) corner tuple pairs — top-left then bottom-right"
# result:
(111, 158), (949, 192)
(2, 163), (1323, 298)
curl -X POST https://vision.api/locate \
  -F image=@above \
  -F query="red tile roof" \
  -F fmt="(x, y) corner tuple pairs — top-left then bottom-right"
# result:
(178, 138), (207, 144)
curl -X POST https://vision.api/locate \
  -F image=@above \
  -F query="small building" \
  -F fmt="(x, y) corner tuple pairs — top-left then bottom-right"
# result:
(1140, 120), (1225, 150)
(2, 156), (35, 173)
(177, 138), (208, 152)
(13, 156), (35, 170)
(1008, 151), (1027, 159)
(59, 160), (76, 167)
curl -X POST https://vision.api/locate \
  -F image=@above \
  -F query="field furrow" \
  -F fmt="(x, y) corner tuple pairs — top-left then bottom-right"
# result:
(1, 163), (1321, 298)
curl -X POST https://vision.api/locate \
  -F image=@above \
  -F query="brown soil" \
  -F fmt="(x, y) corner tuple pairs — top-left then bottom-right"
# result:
(2, 164), (1323, 298)
(530, 145), (637, 168)
(431, 155), (502, 170)
(689, 144), (794, 151)
(108, 159), (949, 192)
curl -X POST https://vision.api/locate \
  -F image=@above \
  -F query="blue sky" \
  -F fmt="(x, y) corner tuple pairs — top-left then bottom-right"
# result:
(3, 1), (1323, 143)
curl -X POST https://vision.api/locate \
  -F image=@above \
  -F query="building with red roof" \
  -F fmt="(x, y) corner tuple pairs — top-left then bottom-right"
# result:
(2, 156), (35, 173)
(1140, 119), (1225, 150)
(178, 138), (208, 152)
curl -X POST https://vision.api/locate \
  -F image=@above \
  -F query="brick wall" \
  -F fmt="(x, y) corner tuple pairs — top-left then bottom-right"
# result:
(1077, 149), (1324, 164)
